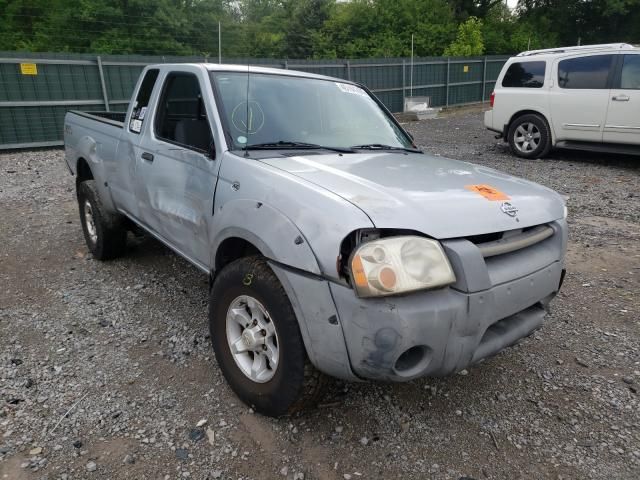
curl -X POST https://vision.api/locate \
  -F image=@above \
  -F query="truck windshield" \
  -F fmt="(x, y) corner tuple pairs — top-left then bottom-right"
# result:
(210, 71), (413, 151)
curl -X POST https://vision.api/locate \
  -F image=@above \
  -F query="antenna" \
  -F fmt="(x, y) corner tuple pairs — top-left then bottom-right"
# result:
(243, 58), (250, 158)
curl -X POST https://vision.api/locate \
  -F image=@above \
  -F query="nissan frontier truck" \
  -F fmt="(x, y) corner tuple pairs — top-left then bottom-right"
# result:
(64, 64), (567, 417)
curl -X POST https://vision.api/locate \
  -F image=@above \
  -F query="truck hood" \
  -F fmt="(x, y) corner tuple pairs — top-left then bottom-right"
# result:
(259, 152), (565, 239)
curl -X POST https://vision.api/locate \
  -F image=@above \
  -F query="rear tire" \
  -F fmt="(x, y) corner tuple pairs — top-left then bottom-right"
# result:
(508, 114), (552, 159)
(209, 256), (327, 417)
(77, 180), (127, 260)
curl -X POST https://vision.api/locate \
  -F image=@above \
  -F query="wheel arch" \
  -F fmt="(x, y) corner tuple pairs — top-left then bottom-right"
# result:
(507, 109), (555, 145)
(214, 236), (262, 274)
(76, 157), (93, 186)
(210, 200), (323, 277)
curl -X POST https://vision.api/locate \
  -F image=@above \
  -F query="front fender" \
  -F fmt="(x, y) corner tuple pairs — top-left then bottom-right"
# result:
(210, 198), (321, 275)
(210, 199), (357, 380)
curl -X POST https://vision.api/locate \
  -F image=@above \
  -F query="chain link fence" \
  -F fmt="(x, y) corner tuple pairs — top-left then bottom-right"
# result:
(0, 52), (509, 150)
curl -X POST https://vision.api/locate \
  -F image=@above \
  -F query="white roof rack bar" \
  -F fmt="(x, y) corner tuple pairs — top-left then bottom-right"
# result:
(517, 43), (635, 57)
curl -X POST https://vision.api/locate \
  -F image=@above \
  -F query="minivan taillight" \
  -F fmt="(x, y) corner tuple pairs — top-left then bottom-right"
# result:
(490, 91), (495, 108)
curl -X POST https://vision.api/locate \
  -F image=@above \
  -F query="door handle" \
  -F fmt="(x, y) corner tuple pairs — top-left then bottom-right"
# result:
(141, 152), (154, 162)
(612, 95), (630, 102)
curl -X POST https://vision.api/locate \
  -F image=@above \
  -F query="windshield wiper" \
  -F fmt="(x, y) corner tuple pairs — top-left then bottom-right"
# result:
(245, 141), (354, 154)
(350, 143), (421, 153)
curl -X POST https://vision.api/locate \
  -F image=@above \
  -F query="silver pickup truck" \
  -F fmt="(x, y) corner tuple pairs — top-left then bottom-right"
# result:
(64, 64), (567, 417)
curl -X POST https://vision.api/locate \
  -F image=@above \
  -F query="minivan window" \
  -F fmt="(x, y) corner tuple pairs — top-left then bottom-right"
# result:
(620, 55), (640, 89)
(154, 73), (213, 153)
(129, 69), (159, 134)
(501, 61), (546, 88)
(558, 55), (614, 89)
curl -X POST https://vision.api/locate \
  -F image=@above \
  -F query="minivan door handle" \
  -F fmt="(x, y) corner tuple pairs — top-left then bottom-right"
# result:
(141, 152), (154, 162)
(612, 94), (630, 102)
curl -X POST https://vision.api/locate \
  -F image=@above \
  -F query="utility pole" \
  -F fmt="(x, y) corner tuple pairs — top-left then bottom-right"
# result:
(218, 21), (222, 64)
(410, 34), (414, 98)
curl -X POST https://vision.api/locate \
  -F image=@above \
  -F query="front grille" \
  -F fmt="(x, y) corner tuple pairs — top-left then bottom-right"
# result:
(465, 231), (504, 244)
(467, 224), (554, 258)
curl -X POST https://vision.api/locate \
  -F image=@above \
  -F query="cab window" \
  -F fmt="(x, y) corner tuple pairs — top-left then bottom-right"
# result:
(129, 69), (159, 134)
(154, 73), (213, 153)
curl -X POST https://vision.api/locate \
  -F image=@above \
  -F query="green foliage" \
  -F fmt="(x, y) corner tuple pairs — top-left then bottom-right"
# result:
(284, 0), (333, 58)
(0, 0), (638, 58)
(450, 0), (504, 21)
(444, 16), (484, 56)
(317, 0), (457, 57)
(516, 0), (640, 47)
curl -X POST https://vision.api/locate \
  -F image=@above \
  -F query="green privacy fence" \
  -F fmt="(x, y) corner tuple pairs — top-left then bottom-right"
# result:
(0, 52), (509, 150)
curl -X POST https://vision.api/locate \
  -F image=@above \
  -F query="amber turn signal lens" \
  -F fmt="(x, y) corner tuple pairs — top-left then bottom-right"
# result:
(351, 254), (368, 288)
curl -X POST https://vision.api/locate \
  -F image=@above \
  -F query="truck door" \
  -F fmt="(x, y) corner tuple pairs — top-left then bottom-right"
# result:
(548, 54), (615, 143)
(109, 68), (160, 218)
(135, 71), (218, 270)
(604, 53), (640, 145)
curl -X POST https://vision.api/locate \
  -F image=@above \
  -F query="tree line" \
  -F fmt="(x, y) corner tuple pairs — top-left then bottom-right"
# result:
(1, 0), (639, 58)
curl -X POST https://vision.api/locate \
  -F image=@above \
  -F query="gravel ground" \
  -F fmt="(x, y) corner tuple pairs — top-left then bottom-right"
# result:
(1, 109), (639, 480)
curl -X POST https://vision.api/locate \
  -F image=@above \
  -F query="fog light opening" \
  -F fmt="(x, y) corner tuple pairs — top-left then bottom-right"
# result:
(394, 345), (432, 377)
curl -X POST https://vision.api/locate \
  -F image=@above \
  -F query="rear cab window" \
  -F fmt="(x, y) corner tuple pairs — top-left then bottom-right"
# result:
(557, 55), (614, 89)
(129, 69), (159, 134)
(501, 61), (546, 88)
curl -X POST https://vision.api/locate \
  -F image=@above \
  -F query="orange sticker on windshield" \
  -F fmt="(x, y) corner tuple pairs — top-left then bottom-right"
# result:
(465, 184), (510, 201)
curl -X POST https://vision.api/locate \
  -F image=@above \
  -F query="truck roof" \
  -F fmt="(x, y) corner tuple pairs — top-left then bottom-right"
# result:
(146, 63), (349, 84)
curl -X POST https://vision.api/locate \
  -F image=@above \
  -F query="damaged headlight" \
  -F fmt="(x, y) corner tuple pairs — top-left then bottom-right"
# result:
(349, 236), (456, 298)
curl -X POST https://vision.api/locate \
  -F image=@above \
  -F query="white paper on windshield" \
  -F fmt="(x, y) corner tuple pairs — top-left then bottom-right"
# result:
(335, 82), (367, 97)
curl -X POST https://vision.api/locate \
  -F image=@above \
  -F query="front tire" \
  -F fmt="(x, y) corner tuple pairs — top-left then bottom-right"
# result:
(77, 180), (127, 260)
(209, 256), (326, 417)
(507, 114), (552, 159)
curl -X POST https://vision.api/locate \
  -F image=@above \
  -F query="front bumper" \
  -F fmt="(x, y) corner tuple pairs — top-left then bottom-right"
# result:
(330, 263), (562, 381)
(330, 220), (567, 381)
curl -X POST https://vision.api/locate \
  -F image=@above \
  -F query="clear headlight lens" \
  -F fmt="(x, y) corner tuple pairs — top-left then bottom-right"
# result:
(349, 236), (456, 298)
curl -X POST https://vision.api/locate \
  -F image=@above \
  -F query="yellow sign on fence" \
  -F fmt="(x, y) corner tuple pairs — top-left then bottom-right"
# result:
(20, 63), (38, 75)
(463, 65), (469, 73)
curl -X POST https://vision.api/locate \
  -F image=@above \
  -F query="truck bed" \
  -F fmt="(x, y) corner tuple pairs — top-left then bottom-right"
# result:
(64, 109), (129, 181)
(68, 110), (127, 128)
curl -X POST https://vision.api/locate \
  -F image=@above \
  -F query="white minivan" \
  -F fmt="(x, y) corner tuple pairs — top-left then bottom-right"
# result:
(485, 43), (640, 158)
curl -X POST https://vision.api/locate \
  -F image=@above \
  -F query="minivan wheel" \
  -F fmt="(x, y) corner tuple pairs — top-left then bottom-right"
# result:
(209, 256), (327, 417)
(508, 114), (552, 159)
(77, 180), (127, 260)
